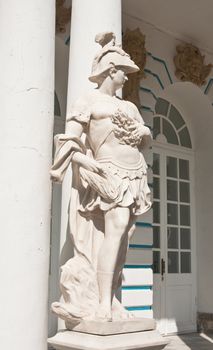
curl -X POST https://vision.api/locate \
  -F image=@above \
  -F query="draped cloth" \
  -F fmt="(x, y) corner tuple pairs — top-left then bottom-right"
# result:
(50, 135), (102, 321)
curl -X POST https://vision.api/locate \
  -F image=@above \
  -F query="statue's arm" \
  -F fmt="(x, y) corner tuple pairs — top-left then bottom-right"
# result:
(50, 119), (105, 182)
(50, 119), (84, 181)
(66, 120), (105, 174)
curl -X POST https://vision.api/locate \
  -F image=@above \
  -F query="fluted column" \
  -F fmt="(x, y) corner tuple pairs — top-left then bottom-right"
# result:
(0, 1), (55, 349)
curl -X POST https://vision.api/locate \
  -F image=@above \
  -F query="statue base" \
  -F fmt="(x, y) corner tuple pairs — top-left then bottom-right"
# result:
(65, 317), (156, 335)
(48, 329), (169, 350)
(48, 319), (169, 350)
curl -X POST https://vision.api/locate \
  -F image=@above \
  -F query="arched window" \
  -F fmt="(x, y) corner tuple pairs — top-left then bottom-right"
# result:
(153, 98), (192, 149)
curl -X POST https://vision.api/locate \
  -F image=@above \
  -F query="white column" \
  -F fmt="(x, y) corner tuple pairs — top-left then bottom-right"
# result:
(0, 1), (55, 350)
(67, 0), (122, 104)
(59, 0), (122, 264)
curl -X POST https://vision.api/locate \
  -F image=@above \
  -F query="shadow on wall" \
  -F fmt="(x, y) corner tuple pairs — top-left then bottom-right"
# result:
(48, 181), (74, 337)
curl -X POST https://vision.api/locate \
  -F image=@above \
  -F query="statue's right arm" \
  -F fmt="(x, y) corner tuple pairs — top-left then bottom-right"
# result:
(50, 119), (104, 182)
(66, 120), (105, 175)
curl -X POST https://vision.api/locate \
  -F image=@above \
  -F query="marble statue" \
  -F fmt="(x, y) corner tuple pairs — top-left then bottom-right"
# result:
(50, 32), (152, 326)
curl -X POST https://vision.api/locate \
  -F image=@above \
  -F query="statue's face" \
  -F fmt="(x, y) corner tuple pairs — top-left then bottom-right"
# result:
(112, 69), (128, 90)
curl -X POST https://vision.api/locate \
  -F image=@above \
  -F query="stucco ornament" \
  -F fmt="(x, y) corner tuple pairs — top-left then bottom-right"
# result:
(50, 32), (152, 326)
(174, 43), (212, 86)
(122, 28), (147, 107)
(56, 0), (71, 34)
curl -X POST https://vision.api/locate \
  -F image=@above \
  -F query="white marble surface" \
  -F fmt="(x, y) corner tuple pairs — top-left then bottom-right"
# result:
(48, 330), (168, 350)
(64, 318), (155, 335)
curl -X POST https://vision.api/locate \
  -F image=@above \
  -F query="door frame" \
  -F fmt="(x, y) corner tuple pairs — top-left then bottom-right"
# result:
(152, 140), (197, 334)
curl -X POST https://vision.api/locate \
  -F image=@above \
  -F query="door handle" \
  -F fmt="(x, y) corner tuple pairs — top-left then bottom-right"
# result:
(161, 258), (165, 281)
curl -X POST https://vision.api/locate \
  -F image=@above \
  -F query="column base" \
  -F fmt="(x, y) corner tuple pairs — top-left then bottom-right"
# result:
(48, 329), (169, 350)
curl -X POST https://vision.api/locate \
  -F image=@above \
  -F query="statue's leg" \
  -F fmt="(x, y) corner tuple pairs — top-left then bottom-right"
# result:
(113, 217), (136, 283)
(96, 207), (130, 320)
(91, 212), (104, 270)
(112, 218), (137, 319)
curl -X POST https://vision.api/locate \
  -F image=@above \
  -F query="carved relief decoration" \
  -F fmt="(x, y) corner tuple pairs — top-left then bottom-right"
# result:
(174, 43), (212, 86)
(56, 0), (71, 34)
(122, 28), (147, 107)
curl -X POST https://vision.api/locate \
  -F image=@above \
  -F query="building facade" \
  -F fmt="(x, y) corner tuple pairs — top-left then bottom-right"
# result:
(1, 1), (213, 350)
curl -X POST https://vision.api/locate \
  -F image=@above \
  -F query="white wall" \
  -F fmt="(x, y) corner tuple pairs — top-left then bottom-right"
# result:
(123, 12), (213, 315)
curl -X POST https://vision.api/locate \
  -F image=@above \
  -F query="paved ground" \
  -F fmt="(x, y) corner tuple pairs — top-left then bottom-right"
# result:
(164, 332), (213, 350)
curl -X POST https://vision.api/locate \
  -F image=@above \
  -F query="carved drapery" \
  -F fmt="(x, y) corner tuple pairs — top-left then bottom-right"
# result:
(174, 43), (212, 86)
(56, 0), (71, 34)
(122, 28), (147, 107)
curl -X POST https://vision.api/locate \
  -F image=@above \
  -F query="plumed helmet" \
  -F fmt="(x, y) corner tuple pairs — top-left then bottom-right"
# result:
(89, 32), (139, 84)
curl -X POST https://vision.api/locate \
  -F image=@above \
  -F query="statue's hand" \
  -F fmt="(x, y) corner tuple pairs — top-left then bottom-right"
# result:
(72, 152), (105, 174)
(128, 123), (151, 139)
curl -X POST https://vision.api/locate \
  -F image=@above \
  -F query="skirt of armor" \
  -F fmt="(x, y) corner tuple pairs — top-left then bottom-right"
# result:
(78, 155), (152, 216)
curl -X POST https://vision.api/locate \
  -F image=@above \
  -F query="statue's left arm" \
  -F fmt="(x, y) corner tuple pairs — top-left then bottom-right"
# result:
(127, 101), (152, 149)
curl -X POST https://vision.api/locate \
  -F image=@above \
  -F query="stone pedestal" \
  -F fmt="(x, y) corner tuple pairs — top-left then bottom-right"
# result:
(48, 319), (169, 350)
(65, 318), (156, 335)
(48, 329), (169, 350)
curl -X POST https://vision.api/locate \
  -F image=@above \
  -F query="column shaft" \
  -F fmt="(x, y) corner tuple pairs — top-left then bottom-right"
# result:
(0, 1), (55, 349)
(59, 0), (122, 264)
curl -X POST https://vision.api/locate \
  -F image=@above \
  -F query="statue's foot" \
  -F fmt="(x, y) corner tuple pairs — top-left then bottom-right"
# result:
(112, 297), (135, 320)
(95, 304), (112, 321)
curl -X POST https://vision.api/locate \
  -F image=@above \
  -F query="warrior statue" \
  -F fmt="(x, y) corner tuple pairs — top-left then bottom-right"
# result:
(50, 31), (152, 326)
